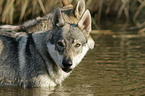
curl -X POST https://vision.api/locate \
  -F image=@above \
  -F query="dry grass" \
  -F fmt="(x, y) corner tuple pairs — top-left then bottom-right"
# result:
(0, 0), (145, 29)
(86, 0), (145, 29)
(0, 0), (61, 24)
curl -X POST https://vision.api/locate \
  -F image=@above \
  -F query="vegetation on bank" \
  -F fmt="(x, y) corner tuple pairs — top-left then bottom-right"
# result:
(0, 0), (145, 31)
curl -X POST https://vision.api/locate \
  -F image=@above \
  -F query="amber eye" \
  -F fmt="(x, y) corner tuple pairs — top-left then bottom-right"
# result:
(57, 41), (64, 47)
(75, 43), (81, 47)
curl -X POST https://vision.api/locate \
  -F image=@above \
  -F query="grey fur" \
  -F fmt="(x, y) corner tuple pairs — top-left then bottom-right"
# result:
(0, 0), (86, 34)
(0, 0), (94, 88)
(18, 0), (86, 33)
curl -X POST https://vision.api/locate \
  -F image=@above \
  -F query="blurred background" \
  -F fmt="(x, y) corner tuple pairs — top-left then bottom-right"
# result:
(0, 0), (145, 31)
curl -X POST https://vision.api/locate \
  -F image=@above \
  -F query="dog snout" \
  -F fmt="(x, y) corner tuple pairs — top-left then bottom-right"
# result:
(62, 57), (73, 72)
(62, 59), (72, 68)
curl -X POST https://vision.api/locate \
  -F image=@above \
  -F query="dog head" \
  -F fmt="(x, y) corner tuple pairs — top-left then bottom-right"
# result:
(47, 7), (94, 73)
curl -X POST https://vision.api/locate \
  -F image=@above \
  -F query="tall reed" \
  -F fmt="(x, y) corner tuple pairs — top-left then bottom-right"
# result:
(0, 0), (61, 24)
(0, 0), (145, 30)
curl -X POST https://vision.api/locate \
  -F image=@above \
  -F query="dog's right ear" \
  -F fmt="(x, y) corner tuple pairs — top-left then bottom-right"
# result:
(52, 7), (65, 27)
(73, 0), (85, 19)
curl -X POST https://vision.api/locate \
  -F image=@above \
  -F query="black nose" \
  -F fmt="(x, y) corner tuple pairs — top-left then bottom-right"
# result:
(62, 60), (72, 68)
(62, 58), (73, 72)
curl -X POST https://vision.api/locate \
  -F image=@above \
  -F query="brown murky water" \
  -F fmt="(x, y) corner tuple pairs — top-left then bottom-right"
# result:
(1, 30), (145, 96)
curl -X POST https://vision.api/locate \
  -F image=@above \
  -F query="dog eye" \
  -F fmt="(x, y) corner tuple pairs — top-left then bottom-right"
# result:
(75, 43), (81, 47)
(57, 41), (64, 47)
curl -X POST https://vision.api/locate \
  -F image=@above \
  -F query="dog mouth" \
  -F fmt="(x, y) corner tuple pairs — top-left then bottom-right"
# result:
(62, 67), (72, 73)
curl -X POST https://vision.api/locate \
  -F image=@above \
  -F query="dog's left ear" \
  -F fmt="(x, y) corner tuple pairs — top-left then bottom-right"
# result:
(78, 10), (91, 34)
(78, 10), (94, 49)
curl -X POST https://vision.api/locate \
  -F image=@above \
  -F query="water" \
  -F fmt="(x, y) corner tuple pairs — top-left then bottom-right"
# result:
(1, 30), (145, 96)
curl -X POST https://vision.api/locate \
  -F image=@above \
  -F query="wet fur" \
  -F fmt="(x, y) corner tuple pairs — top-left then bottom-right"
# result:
(0, 0), (94, 88)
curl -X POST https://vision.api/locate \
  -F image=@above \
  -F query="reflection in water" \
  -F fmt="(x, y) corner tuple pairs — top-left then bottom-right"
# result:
(1, 31), (145, 95)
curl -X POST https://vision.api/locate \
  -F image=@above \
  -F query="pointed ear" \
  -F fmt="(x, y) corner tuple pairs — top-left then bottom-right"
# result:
(52, 7), (65, 27)
(78, 10), (91, 34)
(74, 0), (85, 19)
(87, 36), (95, 49)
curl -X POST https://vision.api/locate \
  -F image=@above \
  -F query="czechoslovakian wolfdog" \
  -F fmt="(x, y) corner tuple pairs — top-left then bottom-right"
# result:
(0, 0), (94, 88)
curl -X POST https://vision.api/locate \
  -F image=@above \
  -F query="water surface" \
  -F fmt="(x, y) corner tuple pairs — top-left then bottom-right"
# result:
(1, 30), (145, 96)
